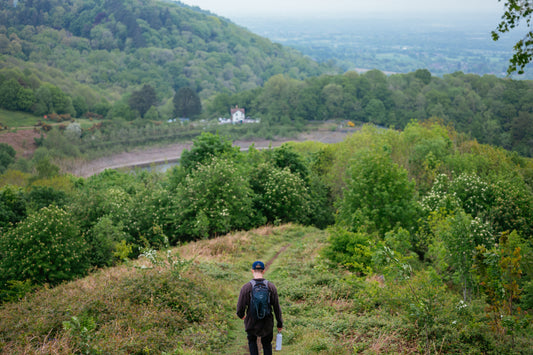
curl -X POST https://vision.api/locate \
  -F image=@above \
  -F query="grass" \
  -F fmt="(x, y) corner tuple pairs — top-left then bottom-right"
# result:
(0, 224), (531, 354)
(0, 109), (41, 128)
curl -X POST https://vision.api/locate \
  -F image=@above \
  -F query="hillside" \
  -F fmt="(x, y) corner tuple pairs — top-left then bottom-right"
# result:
(0, 0), (335, 111)
(1, 122), (532, 353)
(1, 223), (531, 354)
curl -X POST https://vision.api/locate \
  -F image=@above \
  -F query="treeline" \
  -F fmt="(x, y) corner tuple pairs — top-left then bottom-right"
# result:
(208, 70), (533, 156)
(0, 0), (334, 104)
(1, 122), (532, 352)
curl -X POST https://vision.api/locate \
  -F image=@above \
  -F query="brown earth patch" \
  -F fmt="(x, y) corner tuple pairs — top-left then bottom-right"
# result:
(0, 129), (41, 159)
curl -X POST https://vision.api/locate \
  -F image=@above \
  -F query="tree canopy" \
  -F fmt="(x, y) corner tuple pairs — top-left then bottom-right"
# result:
(173, 87), (201, 119)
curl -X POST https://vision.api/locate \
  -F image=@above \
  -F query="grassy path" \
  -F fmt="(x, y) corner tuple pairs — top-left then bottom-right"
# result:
(223, 240), (293, 354)
(213, 225), (327, 355)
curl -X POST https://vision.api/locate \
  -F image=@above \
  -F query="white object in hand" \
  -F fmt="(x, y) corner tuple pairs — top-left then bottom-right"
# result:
(275, 332), (282, 351)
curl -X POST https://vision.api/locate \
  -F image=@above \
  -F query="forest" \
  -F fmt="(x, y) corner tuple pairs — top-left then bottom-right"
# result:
(0, 122), (532, 353)
(0, 0), (334, 110)
(206, 70), (533, 157)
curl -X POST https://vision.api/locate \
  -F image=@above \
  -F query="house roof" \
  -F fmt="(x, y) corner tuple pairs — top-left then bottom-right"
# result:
(231, 106), (245, 115)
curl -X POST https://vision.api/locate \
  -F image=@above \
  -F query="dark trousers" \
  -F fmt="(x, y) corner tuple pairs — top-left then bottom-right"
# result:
(247, 331), (273, 355)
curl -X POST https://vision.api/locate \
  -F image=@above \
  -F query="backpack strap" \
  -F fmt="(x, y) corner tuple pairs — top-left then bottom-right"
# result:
(250, 279), (268, 288)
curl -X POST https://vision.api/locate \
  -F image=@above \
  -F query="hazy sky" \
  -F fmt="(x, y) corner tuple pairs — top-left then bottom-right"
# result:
(178, 0), (503, 18)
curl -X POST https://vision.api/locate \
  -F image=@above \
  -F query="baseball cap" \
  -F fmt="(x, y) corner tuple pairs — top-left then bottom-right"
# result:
(252, 261), (265, 270)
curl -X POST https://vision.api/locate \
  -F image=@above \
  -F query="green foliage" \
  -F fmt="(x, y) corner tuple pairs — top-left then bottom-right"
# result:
(173, 156), (256, 240)
(87, 215), (128, 267)
(180, 132), (239, 172)
(0, 143), (16, 174)
(0, 184), (27, 229)
(272, 144), (310, 182)
(173, 87), (202, 118)
(129, 84), (157, 118)
(209, 71), (533, 157)
(473, 231), (524, 335)
(62, 315), (98, 354)
(0, 205), (89, 286)
(0, 223), (531, 353)
(427, 210), (494, 300)
(137, 248), (193, 280)
(0, 0), (334, 121)
(337, 148), (418, 236)
(492, 0), (533, 74)
(124, 180), (172, 253)
(321, 227), (374, 275)
(250, 163), (311, 225)
(25, 185), (68, 212)
(32, 150), (60, 178)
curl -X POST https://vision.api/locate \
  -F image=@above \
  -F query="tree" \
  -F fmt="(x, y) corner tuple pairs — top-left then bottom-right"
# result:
(0, 79), (22, 111)
(0, 205), (89, 286)
(173, 87), (201, 118)
(129, 84), (157, 118)
(180, 132), (239, 172)
(250, 163), (310, 225)
(173, 157), (256, 240)
(0, 185), (27, 229)
(492, 0), (533, 74)
(337, 149), (418, 236)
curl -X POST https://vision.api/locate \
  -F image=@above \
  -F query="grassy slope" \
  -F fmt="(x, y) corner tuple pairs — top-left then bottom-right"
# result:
(0, 224), (531, 354)
(0, 109), (40, 128)
(0, 225), (334, 354)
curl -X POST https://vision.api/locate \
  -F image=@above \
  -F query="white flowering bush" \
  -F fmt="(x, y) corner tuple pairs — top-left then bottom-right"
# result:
(251, 163), (310, 225)
(124, 184), (171, 252)
(173, 157), (256, 240)
(0, 205), (89, 286)
(421, 173), (491, 218)
(419, 174), (461, 214)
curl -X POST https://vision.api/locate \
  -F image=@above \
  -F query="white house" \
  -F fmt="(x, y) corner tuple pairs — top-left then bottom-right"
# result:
(230, 105), (245, 123)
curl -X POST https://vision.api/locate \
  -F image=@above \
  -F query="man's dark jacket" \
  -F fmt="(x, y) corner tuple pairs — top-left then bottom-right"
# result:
(236, 278), (283, 337)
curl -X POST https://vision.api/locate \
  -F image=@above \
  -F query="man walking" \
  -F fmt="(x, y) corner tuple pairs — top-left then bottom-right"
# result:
(237, 261), (283, 355)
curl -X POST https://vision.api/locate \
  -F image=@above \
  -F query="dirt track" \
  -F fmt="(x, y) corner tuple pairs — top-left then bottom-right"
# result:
(71, 130), (352, 177)
(0, 128), (353, 177)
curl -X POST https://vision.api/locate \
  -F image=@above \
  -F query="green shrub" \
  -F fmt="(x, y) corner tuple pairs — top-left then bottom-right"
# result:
(0, 143), (16, 174)
(0, 205), (90, 286)
(87, 215), (128, 267)
(250, 163), (310, 225)
(0, 184), (27, 229)
(321, 227), (373, 275)
(26, 185), (68, 212)
(173, 157), (256, 240)
(180, 132), (239, 172)
(337, 148), (419, 236)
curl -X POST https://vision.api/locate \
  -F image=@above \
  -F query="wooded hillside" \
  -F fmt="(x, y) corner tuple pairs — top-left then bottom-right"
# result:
(0, 0), (334, 110)
(210, 70), (533, 157)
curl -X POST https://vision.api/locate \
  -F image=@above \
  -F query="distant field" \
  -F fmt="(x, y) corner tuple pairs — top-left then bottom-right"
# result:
(0, 109), (41, 128)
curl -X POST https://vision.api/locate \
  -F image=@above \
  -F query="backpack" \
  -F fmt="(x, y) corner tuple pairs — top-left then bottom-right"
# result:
(250, 279), (271, 320)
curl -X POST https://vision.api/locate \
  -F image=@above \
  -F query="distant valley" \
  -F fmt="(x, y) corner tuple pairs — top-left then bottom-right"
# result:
(233, 13), (533, 79)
